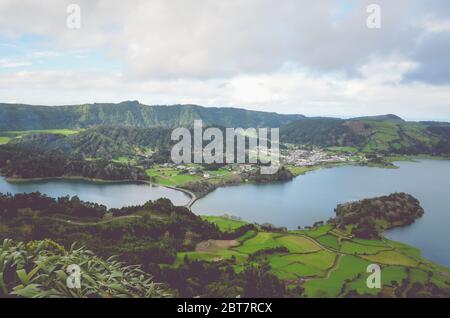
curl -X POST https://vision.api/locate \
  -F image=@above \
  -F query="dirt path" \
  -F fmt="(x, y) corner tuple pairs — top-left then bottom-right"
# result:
(195, 239), (240, 252)
(324, 254), (342, 279)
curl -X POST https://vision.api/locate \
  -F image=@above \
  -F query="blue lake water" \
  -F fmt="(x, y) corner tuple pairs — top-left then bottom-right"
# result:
(0, 178), (190, 208)
(192, 160), (450, 267)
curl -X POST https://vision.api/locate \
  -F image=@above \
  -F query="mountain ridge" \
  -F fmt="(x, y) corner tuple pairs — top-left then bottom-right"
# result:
(0, 101), (305, 130)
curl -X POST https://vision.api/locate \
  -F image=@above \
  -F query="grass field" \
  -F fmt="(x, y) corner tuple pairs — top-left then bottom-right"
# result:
(361, 251), (419, 267)
(271, 261), (324, 279)
(146, 165), (235, 186)
(281, 250), (336, 271)
(111, 156), (138, 165)
(340, 240), (391, 255)
(344, 265), (408, 296)
(236, 230), (258, 243)
(174, 249), (248, 267)
(316, 234), (340, 250)
(267, 251), (335, 279)
(171, 219), (450, 297)
(303, 255), (371, 297)
(201, 215), (248, 232)
(146, 167), (202, 186)
(286, 165), (318, 176)
(292, 224), (333, 238)
(360, 120), (437, 153)
(275, 235), (322, 253)
(327, 146), (359, 153)
(233, 232), (282, 254)
(351, 238), (390, 247)
(0, 136), (10, 144)
(5, 129), (80, 136)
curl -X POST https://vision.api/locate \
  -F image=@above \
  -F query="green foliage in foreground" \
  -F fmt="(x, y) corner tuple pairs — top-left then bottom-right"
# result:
(0, 239), (172, 298)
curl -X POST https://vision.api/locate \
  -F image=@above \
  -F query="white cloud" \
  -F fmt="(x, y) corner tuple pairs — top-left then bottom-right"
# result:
(0, 0), (449, 120)
(1, 64), (450, 121)
(0, 0), (426, 79)
(0, 58), (32, 68)
(422, 17), (450, 33)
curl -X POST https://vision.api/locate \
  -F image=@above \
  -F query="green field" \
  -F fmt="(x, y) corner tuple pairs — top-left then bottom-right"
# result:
(171, 220), (450, 297)
(236, 230), (258, 243)
(303, 255), (371, 297)
(361, 120), (438, 153)
(361, 251), (419, 267)
(201, 215), (248, 232)
(271, 260), (324, 279)
(275, 235), (322, 253)
(280, 250), (336, 271)
(267, 251), (335, 279)
(233, 232), (282, 254)
(174, 249), (248, 267)
(0, 136), (10, 145)
(146, 165), (234, 186)
(327, 146), (358, 153)
(316, 234), (340, 250)
(5, 129), (80, 136)
(111, 156), (138, 165)
(340, 240), (391, 255)
(344, 265), (408, 296)
(292, 224), (333, 238)
(286, 165), (318, 176)
(146, 167), (202, 186)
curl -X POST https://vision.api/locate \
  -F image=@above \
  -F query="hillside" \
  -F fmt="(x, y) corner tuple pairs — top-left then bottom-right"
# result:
(0, 101), (304, 130)
(1, 102), (449, 157)
(280, 116), (450, 155)
(6, 126), (173, 161)
(0, 145), (147, 180)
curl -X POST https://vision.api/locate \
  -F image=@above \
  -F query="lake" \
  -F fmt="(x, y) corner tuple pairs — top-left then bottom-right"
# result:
(192, 160), (450, 267)
(1, 160), (449, 267)
(0, 178), (191, 208)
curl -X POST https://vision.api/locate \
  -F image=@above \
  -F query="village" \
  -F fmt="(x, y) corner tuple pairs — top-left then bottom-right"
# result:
(281, 147), (366, 167)
(150, 146), (367, 187)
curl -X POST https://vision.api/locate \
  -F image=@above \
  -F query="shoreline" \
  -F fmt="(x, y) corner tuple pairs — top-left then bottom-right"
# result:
(4, 175), (148, 184)
(1, 174), (197, 208)
(2, 154), (449, 210)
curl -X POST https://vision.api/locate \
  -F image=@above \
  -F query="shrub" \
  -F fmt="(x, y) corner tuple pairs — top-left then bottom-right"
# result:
(0, 239), (172, 298)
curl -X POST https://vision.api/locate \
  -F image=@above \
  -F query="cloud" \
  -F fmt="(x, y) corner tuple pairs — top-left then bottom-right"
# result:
(1, 66), (450, 121)
(404, 29), (450, 85)
(0, 0), (445, 80)
(0, 0), (449, 120)
(0, 58), (32, 68)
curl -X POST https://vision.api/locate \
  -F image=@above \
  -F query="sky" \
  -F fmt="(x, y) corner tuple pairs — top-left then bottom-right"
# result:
(0, 0), (450, 121)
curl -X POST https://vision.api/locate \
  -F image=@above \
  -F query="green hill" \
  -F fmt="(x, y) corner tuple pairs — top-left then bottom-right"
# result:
(0, 101), (304, 130)
(280, 116), (450, 155)
(1, 102), (449, 156)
